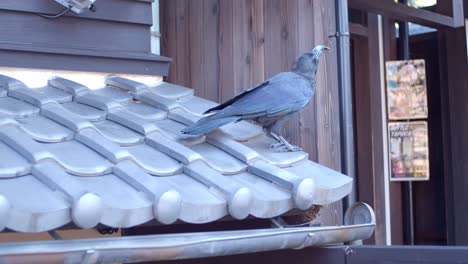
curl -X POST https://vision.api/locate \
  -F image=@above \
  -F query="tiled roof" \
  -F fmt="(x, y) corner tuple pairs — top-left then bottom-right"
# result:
(0, 74), (352, 233)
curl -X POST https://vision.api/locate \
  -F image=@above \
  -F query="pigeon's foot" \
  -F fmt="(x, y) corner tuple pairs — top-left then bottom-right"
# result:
(269, 142), (302, 152)
(268, 132), (303, 152)
(286, 144), (302, 152)
(269, 142), (283, 149)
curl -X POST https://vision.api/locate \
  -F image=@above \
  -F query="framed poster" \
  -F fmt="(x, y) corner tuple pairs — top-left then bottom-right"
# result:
(385, 59), (428, 120)
(388, 121), (429, 181)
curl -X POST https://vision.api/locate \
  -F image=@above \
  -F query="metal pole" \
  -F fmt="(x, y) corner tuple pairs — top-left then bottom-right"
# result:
(335, 0), (356, 211)
(397, 2), (415, 245)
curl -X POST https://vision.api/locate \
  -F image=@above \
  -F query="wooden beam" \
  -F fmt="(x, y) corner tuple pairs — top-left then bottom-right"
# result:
(450, 0), (464, 27)
(350, 22), (368, 37)
(349, 0), (457, 28)
(436, 0), (464, 28)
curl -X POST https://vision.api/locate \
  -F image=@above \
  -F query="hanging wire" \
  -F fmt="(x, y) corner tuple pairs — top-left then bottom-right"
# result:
(34, 6), (72, 19)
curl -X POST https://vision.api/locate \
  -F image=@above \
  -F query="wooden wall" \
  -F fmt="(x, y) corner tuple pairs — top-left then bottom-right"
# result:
(160, 0), (343, 224)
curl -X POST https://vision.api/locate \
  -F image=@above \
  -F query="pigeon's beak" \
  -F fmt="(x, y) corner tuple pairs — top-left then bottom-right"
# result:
(311, 45), (330, 53)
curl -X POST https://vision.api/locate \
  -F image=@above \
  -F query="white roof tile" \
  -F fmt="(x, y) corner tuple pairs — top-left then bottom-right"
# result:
(0, 74), (352, 232)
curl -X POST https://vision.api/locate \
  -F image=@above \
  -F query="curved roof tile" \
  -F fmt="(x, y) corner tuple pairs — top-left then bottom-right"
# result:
(0, 74), (352, 232)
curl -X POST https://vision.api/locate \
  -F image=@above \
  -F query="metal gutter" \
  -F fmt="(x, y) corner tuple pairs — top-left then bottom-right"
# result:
(0, 203), (375, 264)
(151, 0), (161, 55)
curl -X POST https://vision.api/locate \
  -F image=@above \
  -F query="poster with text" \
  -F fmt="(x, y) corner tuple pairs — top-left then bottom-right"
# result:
(386, 59), (428, 120)
(389, 121), (429, 181)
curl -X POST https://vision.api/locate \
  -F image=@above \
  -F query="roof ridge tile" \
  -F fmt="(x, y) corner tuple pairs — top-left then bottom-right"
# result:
(8, 87), (62, 108)
(41, 103), (95, 132)
(184, 160), (252, 220)
(75, 128), (131, 163)
(106, 76), (150, 94)
(48, 76), (90, 96)
(0, 114), (18, 127)
(207, 130), (261, 164)
(107, 108), (161, 135)
(136, 91), (179, 112)
(124, 144), (183, 176)
(75, 92), (122, 111)
(0, 124), (54, 163)
(150, 81), (194, 100)
(0, 141), (31, 178)
(168, 107), (201, 125)
(113, 160), (182, 224)
(0, 97), (40, 118)
(248, 159), (315, 210)
(0, 74), (27, 91)
(17, 115), (74, 143)
(145, 132), (203, 165)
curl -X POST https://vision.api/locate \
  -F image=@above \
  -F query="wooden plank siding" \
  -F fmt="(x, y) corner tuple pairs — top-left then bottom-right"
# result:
(0, 10), (150, 53)
(0, 0), (170, 75)
(160, 0), (343, 224)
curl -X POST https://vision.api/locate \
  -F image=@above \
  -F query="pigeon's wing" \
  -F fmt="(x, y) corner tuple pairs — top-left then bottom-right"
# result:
(265, 100), (309, 117)
(203, 80), (270, 114)
(221, 72), (312, 118)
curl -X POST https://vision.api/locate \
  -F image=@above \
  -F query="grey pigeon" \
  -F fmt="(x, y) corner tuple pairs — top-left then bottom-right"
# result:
(182, 45), (329, 152)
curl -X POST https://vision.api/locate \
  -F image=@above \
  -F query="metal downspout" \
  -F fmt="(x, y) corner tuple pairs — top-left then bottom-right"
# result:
(397, 0), (415, 245)
(335, 0), (356, 210)
(151, 0), (161, 55)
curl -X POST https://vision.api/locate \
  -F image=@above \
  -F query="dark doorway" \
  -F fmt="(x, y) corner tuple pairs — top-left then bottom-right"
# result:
(409, 31), (446, 245)
(349, 16), (447, 245)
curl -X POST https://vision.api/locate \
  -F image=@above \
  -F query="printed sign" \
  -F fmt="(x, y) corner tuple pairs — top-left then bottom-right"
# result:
(389, 121), (429, 181)
(386, 60), (428, 120)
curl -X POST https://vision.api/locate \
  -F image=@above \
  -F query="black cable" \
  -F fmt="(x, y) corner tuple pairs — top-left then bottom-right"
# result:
(97, 226), (119, 235)
(278, 222), (321, 228)
(35, 6), (72, 19)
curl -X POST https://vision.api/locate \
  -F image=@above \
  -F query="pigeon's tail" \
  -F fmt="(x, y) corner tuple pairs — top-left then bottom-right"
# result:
(182, 115), (240, 135)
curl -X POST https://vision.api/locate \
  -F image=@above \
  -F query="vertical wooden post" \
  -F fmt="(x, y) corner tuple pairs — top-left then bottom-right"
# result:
(366, 13), (389, 245)
(439, 27), (468, 246)
(437, 0), (468, 246)
(351, 33), (374, 243)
